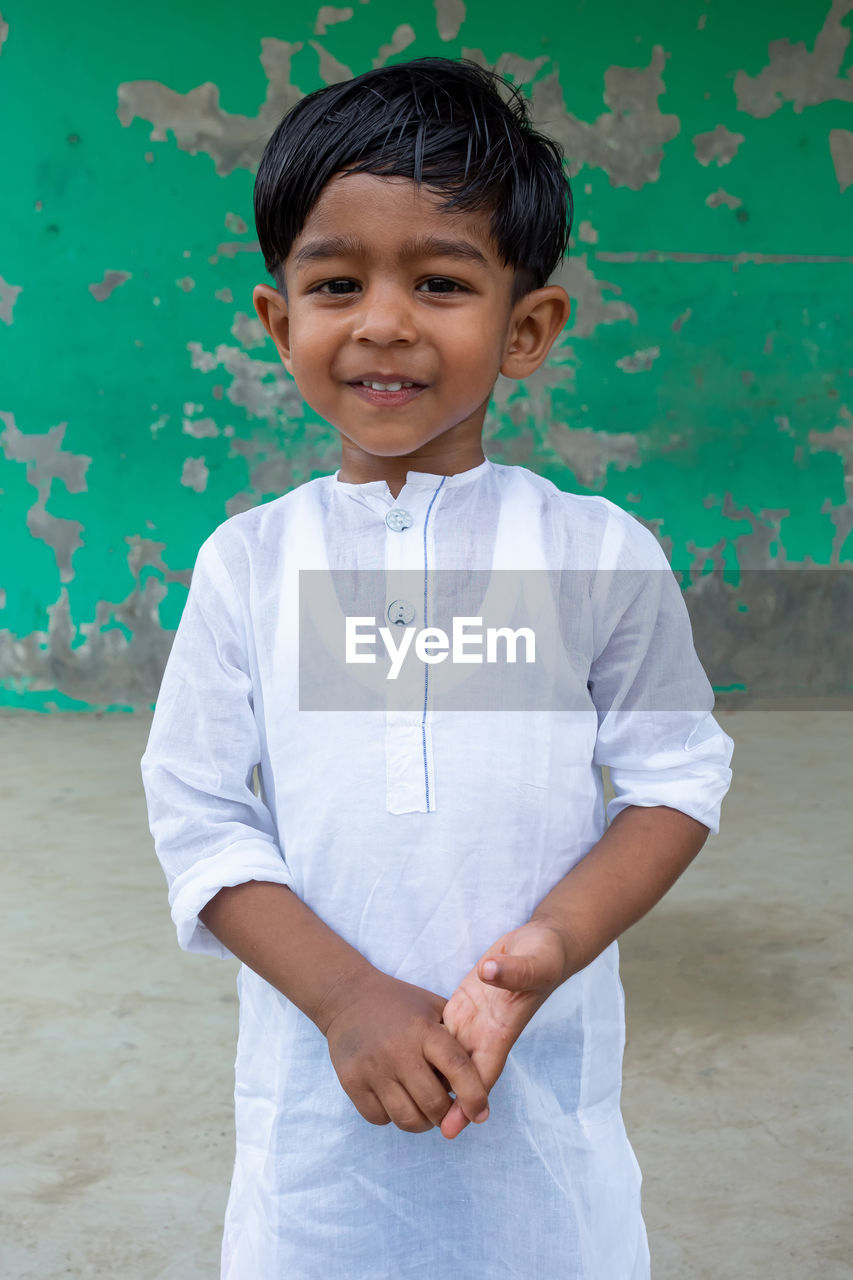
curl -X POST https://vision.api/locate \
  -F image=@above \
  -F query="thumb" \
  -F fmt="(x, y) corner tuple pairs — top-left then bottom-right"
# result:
(479, 954), (540, 991)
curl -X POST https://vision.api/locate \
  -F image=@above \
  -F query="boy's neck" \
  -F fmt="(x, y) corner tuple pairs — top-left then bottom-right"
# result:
(337, 440), (487, 500)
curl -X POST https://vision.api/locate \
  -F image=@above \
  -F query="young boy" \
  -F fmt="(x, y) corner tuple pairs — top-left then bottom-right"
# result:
(140, 57), (733, 1279)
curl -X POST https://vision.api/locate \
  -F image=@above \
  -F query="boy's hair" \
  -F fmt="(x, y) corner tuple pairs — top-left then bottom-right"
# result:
(254, 56), (573, 304)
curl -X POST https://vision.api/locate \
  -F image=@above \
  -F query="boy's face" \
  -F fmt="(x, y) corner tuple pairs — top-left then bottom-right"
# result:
(253, 172), (570, 489)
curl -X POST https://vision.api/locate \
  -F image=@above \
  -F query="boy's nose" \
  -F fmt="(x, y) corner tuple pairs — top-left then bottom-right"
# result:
(350, 285), (418, 346)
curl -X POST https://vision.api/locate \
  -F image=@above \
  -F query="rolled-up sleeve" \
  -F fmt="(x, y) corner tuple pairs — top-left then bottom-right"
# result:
(140, 533), (294, 957)
(588, 511), (734, 834)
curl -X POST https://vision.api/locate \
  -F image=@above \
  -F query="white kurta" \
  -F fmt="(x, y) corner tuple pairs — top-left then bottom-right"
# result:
(140, 458), (734, 1280)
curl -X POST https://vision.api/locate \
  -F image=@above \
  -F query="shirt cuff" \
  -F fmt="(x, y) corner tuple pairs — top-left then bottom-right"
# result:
(605, 766), (732, 835)
(168, 838), (296, 958)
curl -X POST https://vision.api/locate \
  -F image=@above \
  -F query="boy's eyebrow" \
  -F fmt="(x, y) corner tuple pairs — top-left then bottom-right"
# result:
(291, 234), (490, 270)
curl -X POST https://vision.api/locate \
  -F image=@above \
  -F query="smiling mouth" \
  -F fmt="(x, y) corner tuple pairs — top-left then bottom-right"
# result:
(348, 381), (426, 406)
(356, 379), (417, 391)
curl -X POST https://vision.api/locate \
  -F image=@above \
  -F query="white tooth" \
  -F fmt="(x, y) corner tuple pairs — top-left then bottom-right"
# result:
(361, 380), (412, 391)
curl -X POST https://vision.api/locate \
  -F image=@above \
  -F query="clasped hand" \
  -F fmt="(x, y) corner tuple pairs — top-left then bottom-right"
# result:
(323, 920), (570, 1140)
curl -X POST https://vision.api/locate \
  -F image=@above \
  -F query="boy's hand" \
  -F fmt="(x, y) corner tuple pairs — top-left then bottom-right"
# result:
(439, 920), (571, 1140)
(322, 970), (491, 1136)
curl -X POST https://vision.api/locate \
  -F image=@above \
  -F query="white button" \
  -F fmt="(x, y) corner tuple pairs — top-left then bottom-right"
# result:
(387, 599), (416, 626)
(385, 507), (414, 532)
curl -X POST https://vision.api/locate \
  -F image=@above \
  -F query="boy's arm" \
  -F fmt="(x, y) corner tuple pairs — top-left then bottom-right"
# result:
(441, 512), (734, 1138)
(141, 535), (488, 1137)
(439, 802), (709, 1138)
(199, 881), (491, 1135)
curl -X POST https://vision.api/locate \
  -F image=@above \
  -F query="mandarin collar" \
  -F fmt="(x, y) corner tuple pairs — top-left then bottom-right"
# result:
(332, 457), (493, 500)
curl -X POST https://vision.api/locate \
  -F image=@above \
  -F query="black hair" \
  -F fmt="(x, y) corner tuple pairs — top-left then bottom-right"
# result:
(253, 56), (573, 304)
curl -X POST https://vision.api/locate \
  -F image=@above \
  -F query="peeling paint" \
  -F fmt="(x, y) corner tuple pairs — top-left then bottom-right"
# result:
(734, 0), (853, 117)
(0, 12), (8, 55)
(577, 220), (599, 244)
(0, 414), (92, 583)
(829, 128), (853, 192)
(435, 0), (466, 42)
(314, 6), (354, 37)
(88, 270), (131, 301)
(309, 40), (353, 85)
(230, 311), (270, 350)
(26, 506), (85, 582)
(616, 346), (660, 373)
(176, 277), (195, 292)
(692, 124), (745, 167)
(722, 496), (793, 569)
(0, 538), (192, 706)
(705, 188), (743, 209)
(182, 417), (219, 439)
(224, 212), (248, 233)
(116, 39), (305, 177)
(809, 420), (853, 470)
(212, 240), (262, 261)
(186, 340), (306, 425)
(224, 427), (340, 517)
(0, 414), (91, 504)
(530, 47), (680, 188)
(671, 308), (692, 332)
(0, 273), (22, 324)
(810, 418), (853, 563)
(557, 255), (638, 339)
(180, 457), (209, 493)
(214, 287), (234, 303)
(373, 24), (417, 69)
(462, 50), (550, 88)
(549, 427), (639, 488)
(596, 250), (853, 266)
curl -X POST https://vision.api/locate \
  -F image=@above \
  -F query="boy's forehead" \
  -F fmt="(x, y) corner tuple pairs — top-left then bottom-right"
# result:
(290, 171), (502, 262)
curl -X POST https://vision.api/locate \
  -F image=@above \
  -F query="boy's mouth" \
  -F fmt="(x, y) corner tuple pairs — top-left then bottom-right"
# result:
(348, 376), (427, 407)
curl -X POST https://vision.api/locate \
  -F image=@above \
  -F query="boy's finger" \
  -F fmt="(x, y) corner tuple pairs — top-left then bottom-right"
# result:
(376, 1081), (434, 1134)
(479, 953), (539, 990)
(440, 1099), (470, 1141)
(352, 1087), (392, 1128)
(402, 1063), (455, 1129)
(427, 1030), (490, 1126)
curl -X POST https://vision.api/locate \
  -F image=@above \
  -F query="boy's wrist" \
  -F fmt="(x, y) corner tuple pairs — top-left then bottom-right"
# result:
(312, 956), (380, 1037)
(527, 910), (584, 985)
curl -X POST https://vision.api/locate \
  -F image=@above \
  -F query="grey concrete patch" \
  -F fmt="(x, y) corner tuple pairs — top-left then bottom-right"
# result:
(530, 48), (680, 189)
(88, 271), (132, 302)
(692, 125), (745, 168)
(734, 1), (853, 117)
(0, 272), (23, 324)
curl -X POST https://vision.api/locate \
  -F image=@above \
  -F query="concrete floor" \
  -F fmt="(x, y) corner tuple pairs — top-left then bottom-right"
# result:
(0, 705), (850, 1279)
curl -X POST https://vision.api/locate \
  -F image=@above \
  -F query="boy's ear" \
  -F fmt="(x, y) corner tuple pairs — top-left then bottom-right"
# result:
(500, 286), (572, 381)
(253, 284), (293, 373)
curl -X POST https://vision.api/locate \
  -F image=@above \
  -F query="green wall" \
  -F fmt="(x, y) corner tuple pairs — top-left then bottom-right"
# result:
(1, 0), (851, 710)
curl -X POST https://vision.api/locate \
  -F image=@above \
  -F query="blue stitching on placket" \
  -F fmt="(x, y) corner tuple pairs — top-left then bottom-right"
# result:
(421, 476), (446, 812)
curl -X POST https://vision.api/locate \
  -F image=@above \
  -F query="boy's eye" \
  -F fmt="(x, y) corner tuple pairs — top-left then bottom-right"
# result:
(317, 278), (359, 295)
(417, 277), (465, 293)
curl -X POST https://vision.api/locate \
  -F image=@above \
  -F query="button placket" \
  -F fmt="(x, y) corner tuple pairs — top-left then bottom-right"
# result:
(382, 489), (439, 814)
